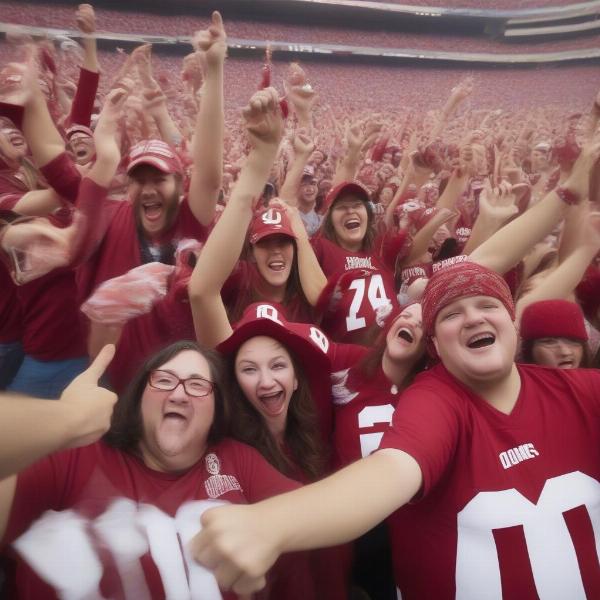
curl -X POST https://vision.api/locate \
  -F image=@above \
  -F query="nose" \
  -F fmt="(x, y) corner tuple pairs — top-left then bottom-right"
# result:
(167, 382), (190, 403)
(555, 340), (573, 356)
(257, 368), (276, 390)
(463, 305), (485, 327)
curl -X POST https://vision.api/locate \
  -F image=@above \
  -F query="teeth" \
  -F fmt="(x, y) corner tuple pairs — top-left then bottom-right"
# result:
(467, 333), (495, 348)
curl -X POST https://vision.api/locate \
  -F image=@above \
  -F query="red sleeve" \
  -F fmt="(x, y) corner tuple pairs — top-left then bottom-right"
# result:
(67, 68), (99, 128)
(379, 382), (461, 498)
(39, 152), (82, 204)
(2, 448), (80, 547)
(230, 440), (300, 502)
(70, 177), (114, 264)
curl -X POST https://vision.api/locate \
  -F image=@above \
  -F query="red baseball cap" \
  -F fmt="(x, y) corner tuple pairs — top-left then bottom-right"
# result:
(248, 207), (296, 245)
(127, 139), (183, 175)
(322, 180), (370, 213)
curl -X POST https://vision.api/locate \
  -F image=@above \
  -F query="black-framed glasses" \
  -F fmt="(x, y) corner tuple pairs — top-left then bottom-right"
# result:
(148, 370), (214, 397)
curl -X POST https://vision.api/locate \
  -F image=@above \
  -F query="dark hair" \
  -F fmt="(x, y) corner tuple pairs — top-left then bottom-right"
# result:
(104, 340), (228, 452)
(225, 346), (326, 482)
(229, 240), (312, 323)
(321, 195), (376, 252)
(521, 338), (591, 369)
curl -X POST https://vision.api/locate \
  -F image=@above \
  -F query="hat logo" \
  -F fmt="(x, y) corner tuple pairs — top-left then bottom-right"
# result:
(261, 209), (282, 226)
(256, 304), (283, 325)
(309, 326), (329, 354)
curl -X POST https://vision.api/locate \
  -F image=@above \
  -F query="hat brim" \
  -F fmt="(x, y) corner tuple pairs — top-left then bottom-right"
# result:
(127, 156), (180, 175)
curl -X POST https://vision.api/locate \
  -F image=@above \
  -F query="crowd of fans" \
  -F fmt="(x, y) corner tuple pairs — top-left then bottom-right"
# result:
(1, 4), (600, 599)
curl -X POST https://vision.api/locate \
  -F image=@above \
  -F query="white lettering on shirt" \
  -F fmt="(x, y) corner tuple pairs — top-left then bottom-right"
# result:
(499, 442), (539, 469)
(345, 257), (374, 271)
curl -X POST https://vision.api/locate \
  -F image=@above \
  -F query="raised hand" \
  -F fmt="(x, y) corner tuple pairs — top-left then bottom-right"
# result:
(478, 179), (518, 222)
(242, 87), (285, 152)
(192, 11), (227, 69)
(60, 344), (118, 449)
(75, 3), (96, 35)
(292, 128), (315, 157)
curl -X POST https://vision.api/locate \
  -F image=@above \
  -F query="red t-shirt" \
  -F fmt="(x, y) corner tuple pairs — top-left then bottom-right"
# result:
(77, 195), (207, 301)
(380, 363), (600, 599)
(107, 292), (196, 394)
(311, 236), (400, 343)
(2, 438), (313, 600)
(9, 178), (114, 360)
(332, 366), (400, 470)
(222, 260), (314, 324)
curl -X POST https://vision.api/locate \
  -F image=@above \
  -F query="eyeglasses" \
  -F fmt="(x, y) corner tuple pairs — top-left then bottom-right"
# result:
(535, 337), (582, 349)
(148, 370), (214, 397)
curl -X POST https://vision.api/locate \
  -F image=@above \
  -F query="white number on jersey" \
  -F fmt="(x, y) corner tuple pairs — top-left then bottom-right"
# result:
(456, 471), (600, 599)
(358, 404), (395, 457)
(346, 274), (390, 332)
(14, 498), (226, 600)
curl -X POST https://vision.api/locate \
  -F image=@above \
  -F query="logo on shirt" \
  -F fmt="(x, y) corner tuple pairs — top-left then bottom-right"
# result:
(204, 453), (243, 498)
(345, 256), (374, 270)
(499, 442), (539, 470)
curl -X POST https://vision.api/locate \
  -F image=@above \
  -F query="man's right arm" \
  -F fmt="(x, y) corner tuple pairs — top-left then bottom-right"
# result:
(191, 448), (422, 594)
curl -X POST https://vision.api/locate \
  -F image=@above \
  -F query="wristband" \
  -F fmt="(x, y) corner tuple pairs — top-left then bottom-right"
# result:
(555, 186), (580, 206)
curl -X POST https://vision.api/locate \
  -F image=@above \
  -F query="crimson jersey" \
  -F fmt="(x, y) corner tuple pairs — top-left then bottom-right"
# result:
(2, 438), (313, 600)
(311, 236), (400, 343)
(380, 363), (600, 599)
(332, 366), (400, 470)
(222, 260), (315, 324)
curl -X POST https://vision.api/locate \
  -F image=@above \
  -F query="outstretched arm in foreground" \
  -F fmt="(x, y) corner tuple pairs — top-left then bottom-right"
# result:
(0, 345), (116, 541)
(190, 448), (421, 594)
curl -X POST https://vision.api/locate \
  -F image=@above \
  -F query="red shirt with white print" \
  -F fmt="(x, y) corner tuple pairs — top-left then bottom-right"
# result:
(332, 366), (400, 469)
(380, 363), (600, 600)
(2, 438), (314, 600)
(311, 236), (403, 343)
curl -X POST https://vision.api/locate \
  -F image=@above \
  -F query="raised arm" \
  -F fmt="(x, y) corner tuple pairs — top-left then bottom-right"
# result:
(190, 448), (421, 594)
(516, 210), (600, 321)
(470, 138), (600, 274)
(187, 11), (227, 226)
(462, 179), (518, 255)
(189, 87), (284, 347)
(278, 130), (314, 206)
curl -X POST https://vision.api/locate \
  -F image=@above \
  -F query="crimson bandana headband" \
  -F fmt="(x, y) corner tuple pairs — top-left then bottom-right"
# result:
(421, 261), (515, 341)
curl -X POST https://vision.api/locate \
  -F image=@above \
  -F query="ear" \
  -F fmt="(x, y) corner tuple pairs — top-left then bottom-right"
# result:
(293, 375), (298, 392)
(432, 336), (440, 356)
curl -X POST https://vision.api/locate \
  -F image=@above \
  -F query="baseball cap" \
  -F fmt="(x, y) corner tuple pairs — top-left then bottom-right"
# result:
(65, 124), (94, 140)
(322, 180), (370, 213)
(127, 139), (183, 175)
(248, 207), (296, 244)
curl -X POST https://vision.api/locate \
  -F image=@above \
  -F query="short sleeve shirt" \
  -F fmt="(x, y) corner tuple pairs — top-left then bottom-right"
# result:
(379, 363), (600, 599)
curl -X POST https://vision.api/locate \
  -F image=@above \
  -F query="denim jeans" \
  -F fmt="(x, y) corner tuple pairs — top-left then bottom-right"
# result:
(0, 341), (24, 390)
(7, 355), (88, 399)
